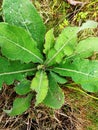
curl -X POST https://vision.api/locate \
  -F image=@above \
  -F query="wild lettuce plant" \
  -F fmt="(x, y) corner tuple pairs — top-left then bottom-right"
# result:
(0, 0), (98, 116)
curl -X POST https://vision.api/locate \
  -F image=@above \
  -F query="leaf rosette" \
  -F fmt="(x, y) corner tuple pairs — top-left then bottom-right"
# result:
(0, 0), (98, 116)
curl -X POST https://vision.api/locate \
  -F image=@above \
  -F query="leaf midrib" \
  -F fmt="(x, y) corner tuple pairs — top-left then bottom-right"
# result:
(0, 35), (43, 63)
(46, 34), (76, 65)
(0, 68), (36, 76)
(20, 12), (32, 37)
(54, 67), (97, 78)
(38, 71), (43, 93)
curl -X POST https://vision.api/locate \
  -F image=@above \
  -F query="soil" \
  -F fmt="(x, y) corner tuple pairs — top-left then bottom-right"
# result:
(0, 85), (85, 130)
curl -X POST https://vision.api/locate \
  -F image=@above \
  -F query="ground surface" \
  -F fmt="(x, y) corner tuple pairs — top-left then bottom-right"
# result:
(0, 0), (98, 130)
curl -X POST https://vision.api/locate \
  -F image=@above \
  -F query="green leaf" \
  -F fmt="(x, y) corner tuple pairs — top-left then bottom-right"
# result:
(43, 74), (64, 109)
(75, 37), (98, 58)
(0, 23), (43, 63)
(31, 70), (48, 106)
(53, 59), (98, 92)
(4, 94), (33, 116)
(0, 57), (36, 90)
(45, 27), (78, 66)
(79, 20), (98, 31)
(3, 0), (46, 50)
(14, 79), (31, 95)
(43, 28), (55, 55)
(50, 71), (67, 84)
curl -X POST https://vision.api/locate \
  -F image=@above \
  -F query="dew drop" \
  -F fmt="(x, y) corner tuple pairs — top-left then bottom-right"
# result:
(22, 20), (32, 25)
(15, 20), (18, 23)
(94, 70), (97, 73)
(20, 4), (23, 7)
(17, 82), (20, 85)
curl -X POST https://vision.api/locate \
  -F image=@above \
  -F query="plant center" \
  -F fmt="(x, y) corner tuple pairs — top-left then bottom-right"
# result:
(37, 64), (46, 70)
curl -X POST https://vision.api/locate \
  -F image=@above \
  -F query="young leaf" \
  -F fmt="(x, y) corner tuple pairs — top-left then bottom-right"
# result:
(0, 23), (43, 63)
(43, 28), (55, 55)
(79, 20), (98, 31)
(53, 59), (98, 92)
(31, 70), (48, 106)
(50, 71), (67, 84)
(45, 21), (98, 66)
(75, 37), (98, 58)
(3, 0), (46, 50)
(45, 27), (78, 66)
(4, 94), (33, 116)
(0, 57), (36, 90)
(43, 74), (64, 109)
(14, 79), (31, 95)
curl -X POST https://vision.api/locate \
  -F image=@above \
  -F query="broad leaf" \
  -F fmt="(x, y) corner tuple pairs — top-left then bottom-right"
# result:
(4, 94), (33, 116)
(0, 23), (43, 63)
(75, 37), (98, 58)
(45, 27), (78, 66)
(3, 0), (46, 50)
(79, 20), (98, 31)
(53, 59), (98, 92)
(31, 70), (48, 106)
(0, 57), (36, 90)
(43, 28), (55, 55)
(50, 71), (67, 84)
(43, 74), (64, 109)
(15, 79), (31, 95)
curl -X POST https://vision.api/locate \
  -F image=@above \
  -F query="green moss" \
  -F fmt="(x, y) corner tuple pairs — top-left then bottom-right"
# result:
(70, 91), (98, 129)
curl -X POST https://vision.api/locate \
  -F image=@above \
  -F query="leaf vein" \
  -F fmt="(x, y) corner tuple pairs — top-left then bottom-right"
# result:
(55, 67), (97, 78)
(0, 35), (43, 63)
(0, 68), (36, 76)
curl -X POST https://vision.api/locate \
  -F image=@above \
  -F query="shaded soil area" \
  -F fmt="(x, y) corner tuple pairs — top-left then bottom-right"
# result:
(1, 85), (98, 130)
(0, 85), (84, 130)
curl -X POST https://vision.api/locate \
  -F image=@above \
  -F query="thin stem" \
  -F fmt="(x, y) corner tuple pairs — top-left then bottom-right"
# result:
(66, 85), (98, 100)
